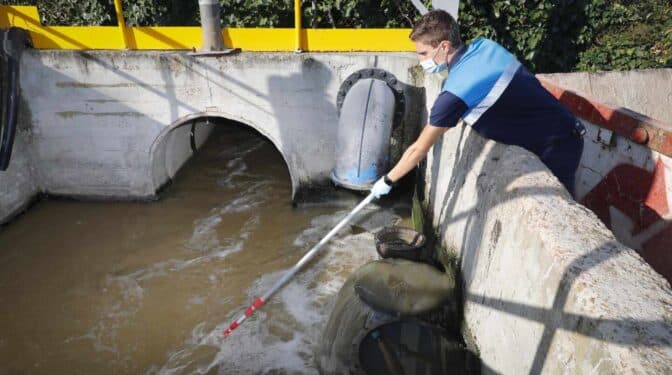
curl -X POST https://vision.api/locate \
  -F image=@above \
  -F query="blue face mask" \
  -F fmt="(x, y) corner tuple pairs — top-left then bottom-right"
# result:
(420, 45), (448, 74)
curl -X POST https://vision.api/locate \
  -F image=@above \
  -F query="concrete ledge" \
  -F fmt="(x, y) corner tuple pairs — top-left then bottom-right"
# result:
(538, 69), (672, 125)
(538, 76), (672, 157)
(422, 125), (672, 373)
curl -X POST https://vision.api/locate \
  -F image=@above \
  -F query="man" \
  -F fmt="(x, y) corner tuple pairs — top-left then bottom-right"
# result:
(371, 10), (584, 198)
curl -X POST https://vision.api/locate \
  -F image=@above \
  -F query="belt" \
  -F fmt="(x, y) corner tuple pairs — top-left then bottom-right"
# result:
(572, 120), (586, 138)
(540, 121), (585, 151)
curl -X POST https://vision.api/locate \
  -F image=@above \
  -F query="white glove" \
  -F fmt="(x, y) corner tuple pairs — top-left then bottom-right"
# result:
(371, 176), (393, 198)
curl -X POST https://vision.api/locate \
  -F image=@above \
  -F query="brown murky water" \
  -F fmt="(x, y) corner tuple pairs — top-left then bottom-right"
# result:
(0, 123), (410, 374)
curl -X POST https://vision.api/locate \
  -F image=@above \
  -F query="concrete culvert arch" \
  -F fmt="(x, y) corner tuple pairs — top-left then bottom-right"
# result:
(149, 112), (298, 200)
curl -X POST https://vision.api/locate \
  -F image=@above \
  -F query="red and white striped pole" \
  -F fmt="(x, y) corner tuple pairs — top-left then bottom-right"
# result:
(222, 193), (376, 338)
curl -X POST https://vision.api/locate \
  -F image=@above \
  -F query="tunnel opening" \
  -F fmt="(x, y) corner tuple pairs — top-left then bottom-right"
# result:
(150, 115), (297, 202)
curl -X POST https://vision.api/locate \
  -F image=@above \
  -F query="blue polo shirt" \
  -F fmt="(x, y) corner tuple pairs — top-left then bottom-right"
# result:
(429, 38), (576, 149)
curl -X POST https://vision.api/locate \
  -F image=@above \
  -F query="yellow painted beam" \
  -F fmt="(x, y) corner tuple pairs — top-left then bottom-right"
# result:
(0, 5), (40, 29)
(305, 29), (414, 52)
(0, 5), (415, 52)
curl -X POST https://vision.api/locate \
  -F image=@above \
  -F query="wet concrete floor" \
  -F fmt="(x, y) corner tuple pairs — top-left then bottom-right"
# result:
(0, 123), (410, 374)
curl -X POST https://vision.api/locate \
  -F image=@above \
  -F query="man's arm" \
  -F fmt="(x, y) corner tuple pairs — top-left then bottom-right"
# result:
(386, 124), (449, 182)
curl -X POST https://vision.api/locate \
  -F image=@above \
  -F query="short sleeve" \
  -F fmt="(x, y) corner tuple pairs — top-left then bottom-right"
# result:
(429, 91), (468, 128)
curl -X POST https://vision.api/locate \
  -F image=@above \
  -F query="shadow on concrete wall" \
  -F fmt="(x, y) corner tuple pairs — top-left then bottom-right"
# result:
(421, 128), (671, 373)
(53, 51), (427, 202)
(466, 240), (670, 374)
(28, 51), (298, 199)
(267, 56), (336, 199)
(21, 52), (191, 198)
(136, 53), (299, 196)
(180, 55), (337, 200)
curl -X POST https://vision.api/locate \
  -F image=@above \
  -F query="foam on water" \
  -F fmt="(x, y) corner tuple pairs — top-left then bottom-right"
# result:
(68, 137), (271, 368)
(150, 213), (387, 374)
(0, 125), (410, 373)
(216, 139), (265, 189)
(68, 208), (259, 359)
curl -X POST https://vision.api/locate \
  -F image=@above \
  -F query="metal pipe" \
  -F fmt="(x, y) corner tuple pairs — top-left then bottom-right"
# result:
(294, 0), (302, 51)
(198, 0), (225, 51)
(431, 0), (460, 20)
(112, 0), (128, 49)
(409, 0), (429, 15)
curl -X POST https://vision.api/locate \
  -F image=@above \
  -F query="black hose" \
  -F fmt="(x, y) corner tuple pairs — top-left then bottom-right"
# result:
(0, 27), (31, 171)
(0, 57), (19, 170)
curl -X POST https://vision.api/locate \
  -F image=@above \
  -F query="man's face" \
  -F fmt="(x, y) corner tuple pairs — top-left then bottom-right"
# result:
(414, 40), (449, 65)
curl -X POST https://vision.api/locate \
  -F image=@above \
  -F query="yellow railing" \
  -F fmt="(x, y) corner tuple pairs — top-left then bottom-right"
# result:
(0, 5), (415, 52)
(113, 0), (128, 49)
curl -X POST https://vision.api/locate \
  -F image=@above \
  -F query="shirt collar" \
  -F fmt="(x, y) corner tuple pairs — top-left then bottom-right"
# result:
(447, 44), (467, 73)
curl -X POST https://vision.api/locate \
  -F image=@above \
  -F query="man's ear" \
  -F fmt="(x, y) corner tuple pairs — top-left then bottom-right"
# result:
(441, 40), (451, 52)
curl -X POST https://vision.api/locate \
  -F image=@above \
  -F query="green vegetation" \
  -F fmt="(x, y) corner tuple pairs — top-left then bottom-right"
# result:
(458, 0), (672, 72)
(0, 0), (670, 72)
(575, 1), (672, 71)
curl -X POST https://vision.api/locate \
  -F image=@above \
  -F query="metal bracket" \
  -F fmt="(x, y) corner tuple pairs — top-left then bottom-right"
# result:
(188, 48), (241, 57)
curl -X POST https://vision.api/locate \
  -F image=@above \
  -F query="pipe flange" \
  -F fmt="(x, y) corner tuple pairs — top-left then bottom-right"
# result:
(337, 68), (406, 130)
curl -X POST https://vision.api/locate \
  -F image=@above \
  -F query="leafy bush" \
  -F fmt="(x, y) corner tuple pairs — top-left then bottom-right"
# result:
(301, 0), (421, 28)
(0, 0), (114, 25)
(0, 0), (669, 72)
(575, 0), (672, 71)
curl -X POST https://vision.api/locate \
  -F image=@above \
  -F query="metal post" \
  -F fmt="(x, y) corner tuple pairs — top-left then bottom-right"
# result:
(191, 0), (238, 56)
(113, 0), (128, 48)
(294, 0), (302, 52)
(432, 0), (460, 20)
(410, 0), (460, 20)
(198, 0), (225, 51)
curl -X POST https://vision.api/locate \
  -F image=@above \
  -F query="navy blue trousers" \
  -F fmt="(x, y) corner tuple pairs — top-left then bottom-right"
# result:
(531, 136), (584, 196)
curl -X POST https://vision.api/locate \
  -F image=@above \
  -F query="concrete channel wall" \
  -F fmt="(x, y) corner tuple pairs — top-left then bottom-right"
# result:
(539, 69), (672, 123)
(421, 74), (672, 373)
(538, 75), (672, 282)
(0, 129), (39, 224)
(0, 51), (425, 223)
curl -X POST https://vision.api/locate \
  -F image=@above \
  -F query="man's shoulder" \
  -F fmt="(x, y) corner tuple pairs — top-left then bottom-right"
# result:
(442, 38), (518, 106)
(468, 37), (507, 54)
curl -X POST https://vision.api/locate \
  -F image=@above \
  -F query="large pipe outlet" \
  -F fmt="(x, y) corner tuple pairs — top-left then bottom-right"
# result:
(331, 69), (404, 190)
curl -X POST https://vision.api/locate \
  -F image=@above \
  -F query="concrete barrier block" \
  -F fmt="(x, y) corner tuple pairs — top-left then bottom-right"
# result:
(424, 125), (672, 373)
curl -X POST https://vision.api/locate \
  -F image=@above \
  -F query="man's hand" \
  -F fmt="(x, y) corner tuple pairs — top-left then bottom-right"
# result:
(371, 176), (392, 198)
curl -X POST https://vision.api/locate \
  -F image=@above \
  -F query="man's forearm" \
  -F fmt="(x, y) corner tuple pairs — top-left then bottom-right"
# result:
(386, 145), (427, 182)
(382, 124), (448, 184)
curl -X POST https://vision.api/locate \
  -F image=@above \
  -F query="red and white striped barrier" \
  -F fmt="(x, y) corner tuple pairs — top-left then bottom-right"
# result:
(539, 78), (672, 282)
